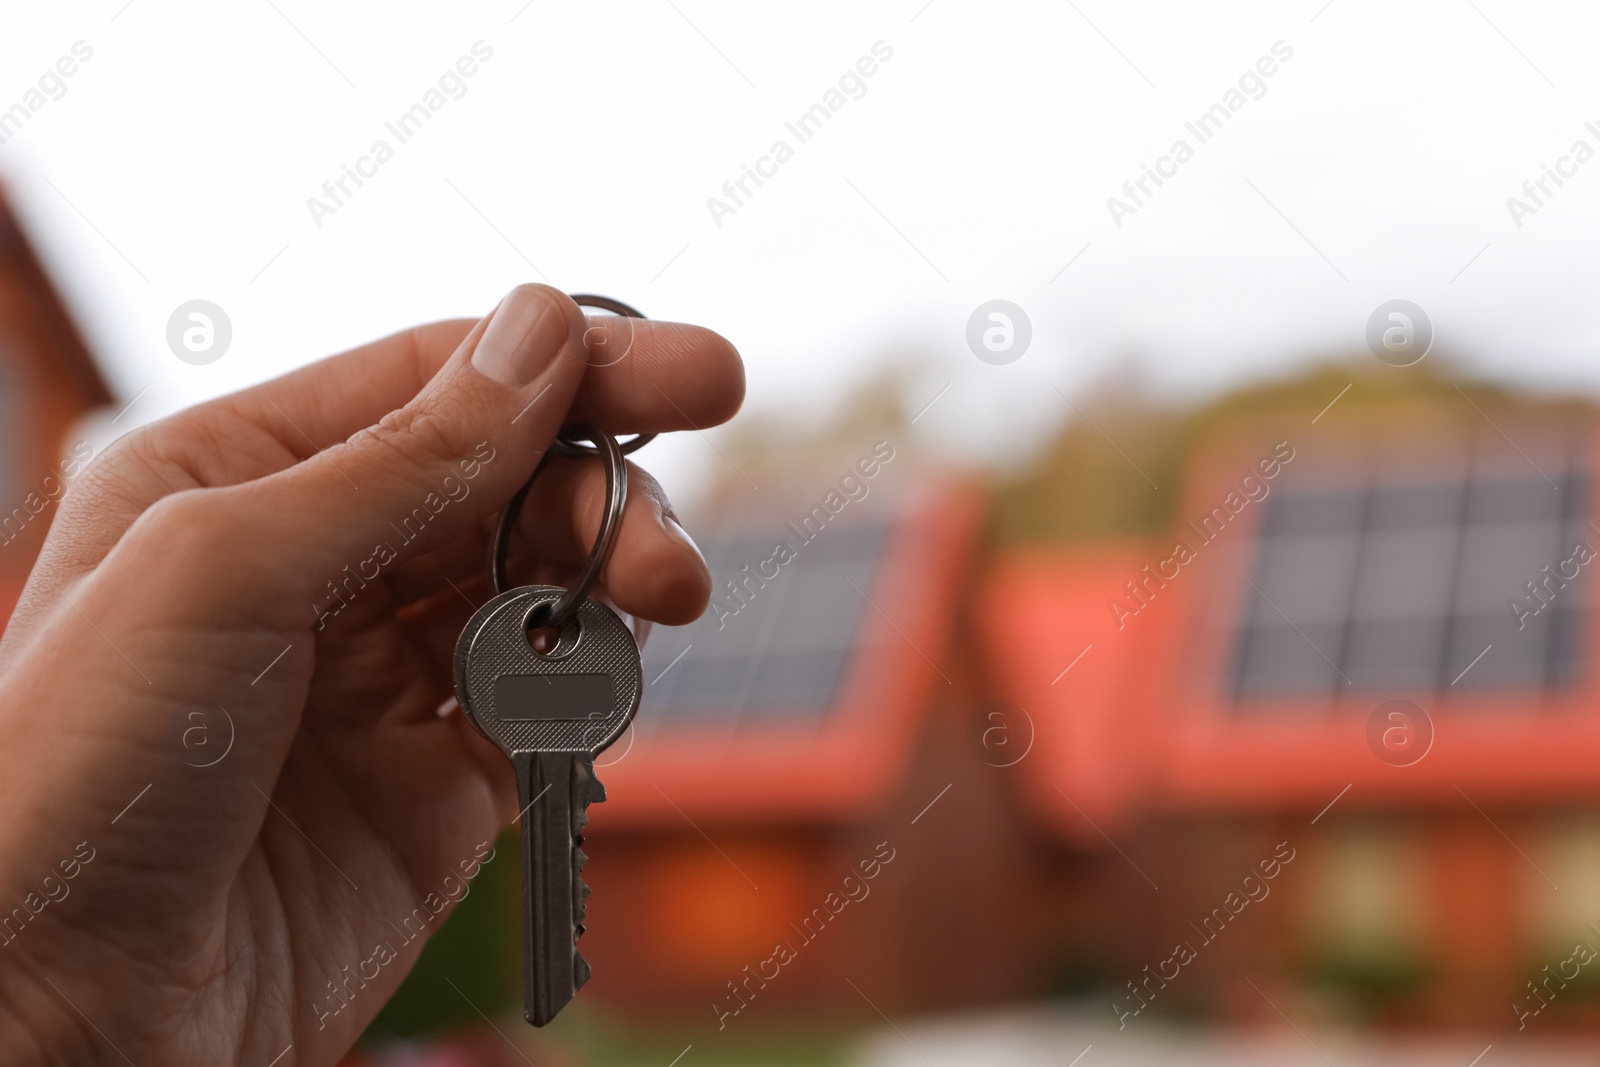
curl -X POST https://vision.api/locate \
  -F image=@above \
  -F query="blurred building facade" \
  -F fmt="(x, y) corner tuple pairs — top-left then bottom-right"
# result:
(582, 372), (1600, 1037)
(984, 382), (1600, 1033)
(585, 469), (1028, 1025)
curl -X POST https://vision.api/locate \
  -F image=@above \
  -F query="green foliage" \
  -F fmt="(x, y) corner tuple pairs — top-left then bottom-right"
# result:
(989, 355), (1579, 546)
(1516, 947), (1600, 1000)
(1303, 952), (1430, 1011)
(536, 1008), (852, 1067)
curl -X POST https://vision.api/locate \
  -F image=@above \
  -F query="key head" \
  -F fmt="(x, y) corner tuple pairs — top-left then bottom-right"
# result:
(454, 585), (642, 757)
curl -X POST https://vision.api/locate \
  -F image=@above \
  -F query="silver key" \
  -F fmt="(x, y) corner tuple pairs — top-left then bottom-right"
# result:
(454, 583), (642, 1026)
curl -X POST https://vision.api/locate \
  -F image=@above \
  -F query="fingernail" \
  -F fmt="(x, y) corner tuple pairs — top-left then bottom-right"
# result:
(471, 286), (570, 386)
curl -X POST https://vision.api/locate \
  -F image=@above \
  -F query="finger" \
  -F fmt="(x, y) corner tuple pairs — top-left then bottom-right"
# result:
(565, 317), (744, 433)
(226, 284), (595, 589)
(3, 293), (742, 661)
(515, 459), (710, 625)
(387, 459), (712, 625)
(36, 313), (738, 582)
(217, 314), (741, 465)
(7, 319), (473, 633)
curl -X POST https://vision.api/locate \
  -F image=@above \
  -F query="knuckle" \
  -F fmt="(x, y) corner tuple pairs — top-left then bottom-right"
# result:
(125, 488), (246, 571)
(64, 413), (210, 513)
(347, 399), (472, 473)
(71, 430), (145, 496)
(104, 487), (286, 613)
(625, 461), (670, 512)
(130, 488), (208, 543)
(57, 432), (160, 525)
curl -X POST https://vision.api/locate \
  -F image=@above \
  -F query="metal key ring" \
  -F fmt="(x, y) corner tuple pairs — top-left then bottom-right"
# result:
(556, 294), (656, 459)
(491, 423), (628, 630)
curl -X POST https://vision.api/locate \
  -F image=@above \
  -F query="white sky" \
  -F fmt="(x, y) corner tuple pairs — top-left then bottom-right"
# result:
(6, 0), (1600, 504)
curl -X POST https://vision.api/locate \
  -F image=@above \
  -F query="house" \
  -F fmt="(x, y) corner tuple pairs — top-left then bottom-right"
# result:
(0, 184), (113, 622)
(534, 363), (1600, 1038)
(981, 370), (1600, 1030)
(579, 460), (1019, 1025)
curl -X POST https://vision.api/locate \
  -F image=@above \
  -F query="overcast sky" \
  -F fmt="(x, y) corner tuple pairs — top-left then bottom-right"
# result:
(7, 0), (1600, 503)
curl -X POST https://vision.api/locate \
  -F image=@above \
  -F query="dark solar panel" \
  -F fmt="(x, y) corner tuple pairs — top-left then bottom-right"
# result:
(637, 516), (894, 728)
(1231, 440), (1590, 701)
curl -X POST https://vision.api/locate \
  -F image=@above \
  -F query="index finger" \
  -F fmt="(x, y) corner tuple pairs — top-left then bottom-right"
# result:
(2, 300), (742, 655)
(237, 313), (743, 463)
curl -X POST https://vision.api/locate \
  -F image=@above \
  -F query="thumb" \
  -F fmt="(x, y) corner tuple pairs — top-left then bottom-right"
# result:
(242, 284), (588, 585)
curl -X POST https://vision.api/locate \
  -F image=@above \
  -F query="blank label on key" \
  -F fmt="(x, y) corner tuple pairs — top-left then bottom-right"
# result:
(496, 674), (614, 721)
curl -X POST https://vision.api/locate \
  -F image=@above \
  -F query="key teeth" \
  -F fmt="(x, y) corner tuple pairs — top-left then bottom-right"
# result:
(571, 759), (602, 996)
(576, 759), (607, 807)
(575, 875), (591, 925)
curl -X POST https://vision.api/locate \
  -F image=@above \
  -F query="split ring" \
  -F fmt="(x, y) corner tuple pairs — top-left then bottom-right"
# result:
(491, 423), (629, 630)
(555, 294), (656, 458)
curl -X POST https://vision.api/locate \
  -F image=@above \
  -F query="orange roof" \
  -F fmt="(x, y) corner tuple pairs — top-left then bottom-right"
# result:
(979, 544), (1170, 842)
(598, 478), (984, 829)
(983, 418), (1600, 839)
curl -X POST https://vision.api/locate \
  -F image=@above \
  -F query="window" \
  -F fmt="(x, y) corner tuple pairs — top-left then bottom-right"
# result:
(1230, 434), (1589, 699)
(1302, 826), (1427, 962)
(1527, 817), (1600, 956)
(1300, 826), (1429, 999)
(638, 516), (893, 727)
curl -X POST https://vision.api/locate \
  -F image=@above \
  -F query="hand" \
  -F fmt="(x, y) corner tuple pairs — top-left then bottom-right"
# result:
(0, 285), (743, 1066)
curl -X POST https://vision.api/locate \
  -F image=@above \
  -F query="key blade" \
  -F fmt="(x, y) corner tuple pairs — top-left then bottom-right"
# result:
(518, 751), (583, 1027)
(516, 751), (607, 1026)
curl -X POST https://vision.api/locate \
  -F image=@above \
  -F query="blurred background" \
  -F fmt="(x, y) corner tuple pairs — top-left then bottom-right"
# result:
(7, 1), (1600, 1063)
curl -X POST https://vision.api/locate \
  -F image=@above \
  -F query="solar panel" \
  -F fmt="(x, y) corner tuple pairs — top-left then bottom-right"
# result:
(1231, 437), (1590, 700)
(637, 516), (894, 728)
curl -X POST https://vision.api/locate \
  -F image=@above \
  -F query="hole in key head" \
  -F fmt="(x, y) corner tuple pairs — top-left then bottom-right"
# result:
(524, 602), (581, 658)
(527, 623), (560, 655)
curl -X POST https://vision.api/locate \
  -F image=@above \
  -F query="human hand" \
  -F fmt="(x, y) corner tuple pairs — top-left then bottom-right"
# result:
(0, 285), (743, 1066)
